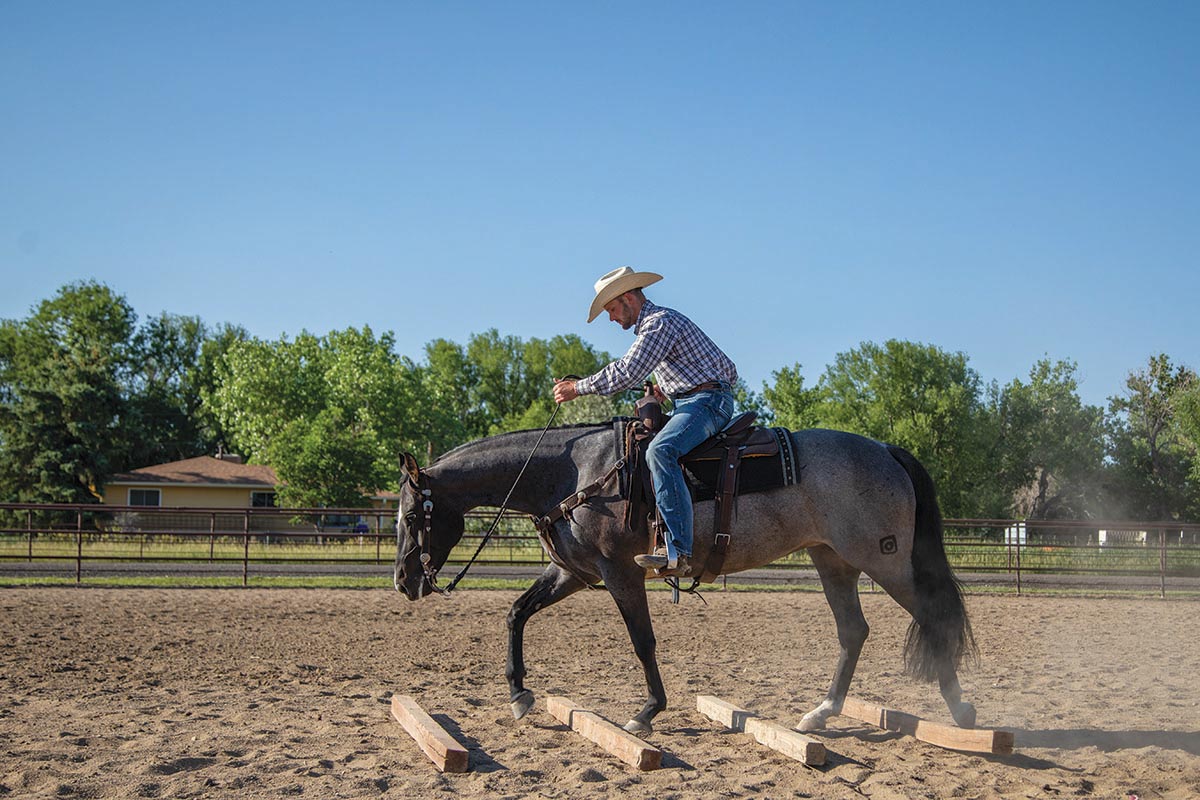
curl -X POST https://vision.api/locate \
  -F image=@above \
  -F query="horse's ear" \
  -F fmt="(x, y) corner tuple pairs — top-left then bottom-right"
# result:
(400, 452), (422, 485)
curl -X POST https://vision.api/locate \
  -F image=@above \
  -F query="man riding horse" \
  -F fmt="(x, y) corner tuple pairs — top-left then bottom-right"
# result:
(553, 267), (739, 578)
(395, 269), (977, 734)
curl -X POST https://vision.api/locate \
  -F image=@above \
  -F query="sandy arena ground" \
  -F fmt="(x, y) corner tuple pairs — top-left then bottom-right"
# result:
(2, 586), (1198, 799)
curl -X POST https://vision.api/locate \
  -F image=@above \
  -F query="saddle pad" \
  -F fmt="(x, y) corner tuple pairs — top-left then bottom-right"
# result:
(683, 427), (799, 502)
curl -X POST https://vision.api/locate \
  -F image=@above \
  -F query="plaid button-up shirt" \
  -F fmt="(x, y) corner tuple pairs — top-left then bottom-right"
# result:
(575, 300), (738, 397)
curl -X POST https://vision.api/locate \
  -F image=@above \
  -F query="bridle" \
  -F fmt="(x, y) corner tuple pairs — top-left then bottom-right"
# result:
(398, 469), (447, 595)
(396, 378), (579, 597)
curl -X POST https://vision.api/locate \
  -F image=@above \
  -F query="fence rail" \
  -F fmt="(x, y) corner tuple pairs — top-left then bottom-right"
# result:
(2, 503), (1198, 596)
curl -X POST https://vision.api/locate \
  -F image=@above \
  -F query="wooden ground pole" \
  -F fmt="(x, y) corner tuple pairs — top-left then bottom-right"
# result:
(546, 696), (662, 770)
(696, 695), (826, 766)
(838, 696), (1015, 755)
(390, 694), (470, 772)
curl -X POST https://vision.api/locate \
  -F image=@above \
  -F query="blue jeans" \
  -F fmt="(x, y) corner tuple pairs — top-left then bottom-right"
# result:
(645, 388), (736, 560)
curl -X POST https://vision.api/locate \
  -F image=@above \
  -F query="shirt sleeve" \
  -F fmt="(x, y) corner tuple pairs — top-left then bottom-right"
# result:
(575, 313), (676, 395)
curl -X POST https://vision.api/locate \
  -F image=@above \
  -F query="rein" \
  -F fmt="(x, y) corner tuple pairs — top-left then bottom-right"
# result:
(408, 386), (573, 596)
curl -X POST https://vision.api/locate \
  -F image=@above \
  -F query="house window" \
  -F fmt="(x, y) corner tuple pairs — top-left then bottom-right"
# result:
(251, 491), (277, 508)
(129, 489), (161, 507)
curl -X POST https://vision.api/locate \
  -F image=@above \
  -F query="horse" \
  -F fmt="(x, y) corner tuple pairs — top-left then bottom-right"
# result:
(393, 421), (977, 735)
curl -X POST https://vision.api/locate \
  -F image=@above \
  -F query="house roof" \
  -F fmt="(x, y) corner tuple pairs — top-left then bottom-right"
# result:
(107, 456), (278, 487)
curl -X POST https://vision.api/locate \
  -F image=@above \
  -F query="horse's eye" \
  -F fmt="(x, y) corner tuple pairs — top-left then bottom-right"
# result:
(404, 513), (418, 524)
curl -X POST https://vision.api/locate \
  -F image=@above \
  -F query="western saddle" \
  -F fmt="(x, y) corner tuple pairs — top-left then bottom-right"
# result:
(626, 396), (798, 583)
(531, 389), (799, 589)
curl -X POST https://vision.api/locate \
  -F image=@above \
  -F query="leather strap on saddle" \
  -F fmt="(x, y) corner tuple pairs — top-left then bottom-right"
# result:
(697, 441), (742, 583)
(533, 459), (624, 537)
(530, 458), (626, 590)
(684, 423), (798, 583)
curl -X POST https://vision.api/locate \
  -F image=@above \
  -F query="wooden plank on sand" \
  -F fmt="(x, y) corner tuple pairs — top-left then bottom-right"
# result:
(546, 695), (662, 770)
(839, 696), (1014, 755)
(390, 694), (470, 772)
(696, 695), (826, 766)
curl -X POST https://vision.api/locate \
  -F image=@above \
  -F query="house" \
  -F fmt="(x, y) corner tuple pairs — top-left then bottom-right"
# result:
(101, 453), (401, 522)
(102, 453), (279, 509)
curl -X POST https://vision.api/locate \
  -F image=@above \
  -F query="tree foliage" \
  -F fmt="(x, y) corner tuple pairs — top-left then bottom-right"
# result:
(809, 340), (989, 518)
(0, 282), (135, 502)
(988, 359), (1105, 520)
(421, 330), (624, 439)
(124, 314), (245, 467)
(761, 364), (820, 430)
(4, 283), (1199, 521)
(202, 326), (622, 502)
(267, 408), (387, 509)
(0, 283), (241, 504)
(1105, 354), (1199, 520)
(205, 327), (412, 499)
(759, 347), (1161, 521)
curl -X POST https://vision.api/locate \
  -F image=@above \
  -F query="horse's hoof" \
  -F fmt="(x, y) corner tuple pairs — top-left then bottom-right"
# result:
(510, 690), (535, 720)
(623, 718), (653, 735)
(952, 701), (977, 729)
(797, 711), (827, 732)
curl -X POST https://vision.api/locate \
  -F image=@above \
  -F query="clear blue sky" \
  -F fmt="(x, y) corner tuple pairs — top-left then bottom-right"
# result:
(3, 1), (1197, 408)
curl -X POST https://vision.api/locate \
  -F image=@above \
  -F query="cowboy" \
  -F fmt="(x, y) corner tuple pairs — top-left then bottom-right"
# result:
(553, 267), (739, 577)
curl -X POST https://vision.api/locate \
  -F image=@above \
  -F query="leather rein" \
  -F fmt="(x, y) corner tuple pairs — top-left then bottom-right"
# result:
(399, 382), (579, 596)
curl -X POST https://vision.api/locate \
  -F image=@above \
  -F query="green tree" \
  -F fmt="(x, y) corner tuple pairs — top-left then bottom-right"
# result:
(761, 363), (821, 430)
(730, 378), (770, 424)
(1106, 354), (1199, 520)
(267, 408), (386, 509)
(122, 313), (243, 467)
(810, 340), (990, 518)
(0, 282), (135, 502)
(1176, 384), (1200, 494)
(191, 323), (250, 452)
(989, 359), (1105, 519)
(419, 338), (483, 446)
(206, 332), (329, 458)
(204, 326), (425, 502)
(467, 330), (536, 429)
(470, 331), (620, 434)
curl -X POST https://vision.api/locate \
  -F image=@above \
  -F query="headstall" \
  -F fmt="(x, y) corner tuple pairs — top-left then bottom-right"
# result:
(399, 470), (448, 595)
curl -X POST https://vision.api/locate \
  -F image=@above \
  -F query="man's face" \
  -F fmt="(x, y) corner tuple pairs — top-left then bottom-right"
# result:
(603, 293), (638, 330)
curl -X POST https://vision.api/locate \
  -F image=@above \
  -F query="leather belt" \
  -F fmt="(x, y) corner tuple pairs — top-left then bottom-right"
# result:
(674, 381), (725, 399)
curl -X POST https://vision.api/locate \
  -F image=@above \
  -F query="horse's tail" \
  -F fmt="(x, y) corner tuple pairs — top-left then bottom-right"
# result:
(887, 445), (977, 683)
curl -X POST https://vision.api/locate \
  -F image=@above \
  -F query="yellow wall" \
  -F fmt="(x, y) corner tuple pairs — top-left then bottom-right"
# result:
(102, 483), (394, 509)
(103, 484), (268, 508)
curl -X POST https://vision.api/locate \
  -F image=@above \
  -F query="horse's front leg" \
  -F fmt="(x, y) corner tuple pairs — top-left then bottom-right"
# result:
(507, 564), (586, 720)
(603, 564), (667, 734)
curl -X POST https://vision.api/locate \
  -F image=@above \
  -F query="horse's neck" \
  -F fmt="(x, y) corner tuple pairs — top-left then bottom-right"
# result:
(432, 428), (608, 515)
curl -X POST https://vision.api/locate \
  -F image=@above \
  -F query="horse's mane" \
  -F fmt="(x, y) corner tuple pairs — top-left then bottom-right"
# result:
(432, 417), (630, 465)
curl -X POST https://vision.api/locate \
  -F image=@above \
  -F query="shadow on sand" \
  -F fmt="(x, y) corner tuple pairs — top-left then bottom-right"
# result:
(1004, 727), (1200, 756)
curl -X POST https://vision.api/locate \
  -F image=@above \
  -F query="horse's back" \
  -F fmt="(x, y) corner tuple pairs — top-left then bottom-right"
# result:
(791, 428), (916, 506)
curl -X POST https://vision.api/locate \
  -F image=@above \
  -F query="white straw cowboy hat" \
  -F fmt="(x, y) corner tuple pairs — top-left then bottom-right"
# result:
(587, 267), (663, 323)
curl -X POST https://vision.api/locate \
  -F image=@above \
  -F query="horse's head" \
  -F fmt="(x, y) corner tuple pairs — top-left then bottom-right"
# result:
(393, 452), (466, 600)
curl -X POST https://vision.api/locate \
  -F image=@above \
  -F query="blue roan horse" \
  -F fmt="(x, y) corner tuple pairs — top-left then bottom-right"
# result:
(393, 423), (977, 735)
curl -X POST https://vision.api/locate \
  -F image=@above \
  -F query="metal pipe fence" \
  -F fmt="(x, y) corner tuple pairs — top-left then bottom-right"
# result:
(2, 503), (1198, 595)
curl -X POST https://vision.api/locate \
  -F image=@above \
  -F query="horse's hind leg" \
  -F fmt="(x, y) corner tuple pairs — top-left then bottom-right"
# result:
(799, 545), (869, 732)
(507, 564), (586, 720)
(938, 664), (976, 728)
(874, 573), (977, 729)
